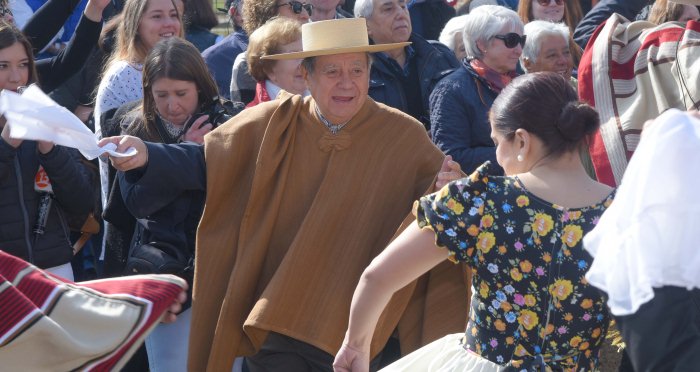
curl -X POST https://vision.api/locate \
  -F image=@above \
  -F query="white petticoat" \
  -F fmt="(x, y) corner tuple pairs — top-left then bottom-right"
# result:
(380, 333), (504, 372)
(584, 109), (700, 316)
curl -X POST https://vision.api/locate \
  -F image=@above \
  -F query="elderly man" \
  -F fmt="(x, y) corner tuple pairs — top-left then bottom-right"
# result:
(102, 18), (468, 372)
(354, 0), (459, 130)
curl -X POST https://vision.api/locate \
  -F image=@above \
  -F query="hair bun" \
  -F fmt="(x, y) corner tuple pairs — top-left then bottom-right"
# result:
(556, 101), (600, 142)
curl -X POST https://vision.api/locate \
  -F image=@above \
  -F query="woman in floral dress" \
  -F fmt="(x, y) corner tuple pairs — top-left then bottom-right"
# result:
(334, 72), (615, 372)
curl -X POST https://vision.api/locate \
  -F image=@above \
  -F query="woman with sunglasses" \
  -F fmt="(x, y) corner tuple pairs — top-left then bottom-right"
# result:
(429, 5), (523, 176)
(517, 0), (583, 67)
(230, 0), (311, 104)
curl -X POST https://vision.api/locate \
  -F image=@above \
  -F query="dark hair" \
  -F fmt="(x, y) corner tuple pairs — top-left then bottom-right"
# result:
(184, 0), (219, 30)
(0, 21), (38, 86)
(127, 37), (219, 142)
(490, 72), (599, 157)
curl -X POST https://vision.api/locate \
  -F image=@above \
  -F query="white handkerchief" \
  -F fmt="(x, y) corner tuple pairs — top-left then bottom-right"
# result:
(0, 85), (137, 159)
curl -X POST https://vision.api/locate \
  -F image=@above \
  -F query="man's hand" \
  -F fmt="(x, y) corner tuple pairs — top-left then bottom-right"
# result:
(98, 135), (148, 171)
(435, 155), (464, 190)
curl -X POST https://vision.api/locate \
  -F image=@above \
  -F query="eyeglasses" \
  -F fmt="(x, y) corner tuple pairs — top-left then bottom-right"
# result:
(536, 0), (564, 5)
(277, 1), (313, 16)
(494, 33), (526, 48)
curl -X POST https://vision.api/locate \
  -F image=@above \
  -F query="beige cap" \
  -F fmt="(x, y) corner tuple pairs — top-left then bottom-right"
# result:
(261, 18), (410, 60)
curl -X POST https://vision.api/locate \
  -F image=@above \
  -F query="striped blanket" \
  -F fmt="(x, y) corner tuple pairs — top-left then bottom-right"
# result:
(0, 250), (186, 371)
(578, 16), (700, 186)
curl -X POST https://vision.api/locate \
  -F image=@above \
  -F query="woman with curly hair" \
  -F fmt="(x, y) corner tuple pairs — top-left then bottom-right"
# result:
(230, 0), (311, 103)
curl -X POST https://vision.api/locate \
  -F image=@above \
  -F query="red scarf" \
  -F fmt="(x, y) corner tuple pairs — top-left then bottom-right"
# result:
(469, 59), (517, 93)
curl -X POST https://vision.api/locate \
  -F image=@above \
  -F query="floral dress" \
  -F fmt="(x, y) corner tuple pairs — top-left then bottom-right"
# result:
(415, 163), (615, 371)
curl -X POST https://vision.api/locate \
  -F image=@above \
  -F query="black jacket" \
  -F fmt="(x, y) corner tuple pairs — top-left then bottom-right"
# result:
(24, 0), (103, 93)
(0, 139), (94, 268)
(118, 141), (205, 309)
(573, 0), (649, 50)
(368, 33), (459, 130)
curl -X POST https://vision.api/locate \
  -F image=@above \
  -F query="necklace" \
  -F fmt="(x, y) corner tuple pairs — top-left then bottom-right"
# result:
(314, 105), (348, 135)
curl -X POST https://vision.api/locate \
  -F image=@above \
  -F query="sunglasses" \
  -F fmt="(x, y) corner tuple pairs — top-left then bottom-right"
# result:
(277, 1), (313, 16)
(536, 0), (564, 5)
(494, 33), (526, 48)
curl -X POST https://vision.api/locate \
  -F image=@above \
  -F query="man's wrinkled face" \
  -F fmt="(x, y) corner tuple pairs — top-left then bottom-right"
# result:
(304, 53), (370, 125)
(366, 0), (411, 44)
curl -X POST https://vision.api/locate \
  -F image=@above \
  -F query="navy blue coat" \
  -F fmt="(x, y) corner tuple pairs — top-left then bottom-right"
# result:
(119, 142), (206, 274)
(429, 62), (504, 175)
(203, 31), (249, 100)
(368, 33), (458, 130)
(573, 0), (648, 50)
(0, 140), (94, 268)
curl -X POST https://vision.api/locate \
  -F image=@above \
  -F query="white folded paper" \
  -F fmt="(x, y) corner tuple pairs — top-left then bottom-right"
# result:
(0, 85), (137, 160)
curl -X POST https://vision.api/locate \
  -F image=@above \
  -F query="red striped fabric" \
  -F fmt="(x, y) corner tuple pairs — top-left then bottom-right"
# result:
(0, 250), (186, 370)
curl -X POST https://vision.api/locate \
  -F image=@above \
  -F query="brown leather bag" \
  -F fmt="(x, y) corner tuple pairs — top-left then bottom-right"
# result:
(72, 213), (100, 255)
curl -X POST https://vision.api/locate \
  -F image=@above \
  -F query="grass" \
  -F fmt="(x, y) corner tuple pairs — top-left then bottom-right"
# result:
(211, 0), (236, 36)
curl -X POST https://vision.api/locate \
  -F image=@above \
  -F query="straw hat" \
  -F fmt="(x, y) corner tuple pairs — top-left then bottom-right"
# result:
(261, 18), (410, 60)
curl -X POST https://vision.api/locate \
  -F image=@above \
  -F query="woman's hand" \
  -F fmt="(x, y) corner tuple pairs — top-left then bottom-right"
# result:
(1, 122), (22, 148)
(84, 0), (112, 22)
(98, 135), (149, 171)
(435, 155), (464, 190)
(37, 141), (54, 154)
(333, 342), (370, 372)
(182, 115), (213, 145)
(161, 287), (188, 324)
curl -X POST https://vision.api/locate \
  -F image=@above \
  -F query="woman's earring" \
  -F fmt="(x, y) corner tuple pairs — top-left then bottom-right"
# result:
(517, 154), (524, 162)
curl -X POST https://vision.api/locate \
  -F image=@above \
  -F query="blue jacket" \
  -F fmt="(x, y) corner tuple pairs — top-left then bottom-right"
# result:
(429, 62), (504, 175)
(186, 25), (220, 52)
(368, 33), (458, 129)
(203, 31), (249, 100)
(573, 0), (648, 50)
(0, 139), (94, 268)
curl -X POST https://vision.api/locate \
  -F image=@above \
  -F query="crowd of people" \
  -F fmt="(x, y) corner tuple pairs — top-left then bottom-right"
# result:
(0, 0), (699, 371)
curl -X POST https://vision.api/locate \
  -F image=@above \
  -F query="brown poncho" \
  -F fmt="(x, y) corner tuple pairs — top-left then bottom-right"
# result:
(188, 94), (470, 371)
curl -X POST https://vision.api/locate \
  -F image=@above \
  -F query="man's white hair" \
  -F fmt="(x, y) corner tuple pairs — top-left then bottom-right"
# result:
(520, 20), (570, 72)
(354, 0), (375, 19)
